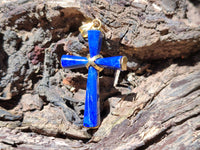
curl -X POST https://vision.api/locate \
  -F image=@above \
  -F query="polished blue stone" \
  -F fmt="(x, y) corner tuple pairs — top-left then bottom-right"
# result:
(88, 30), (102, 57)
(83, 66), (100, 128)
(83, 30), (102, 128)
(61, 29), (127, 128)
(95, 56), (123, 70)
(61, 55), (88, 69)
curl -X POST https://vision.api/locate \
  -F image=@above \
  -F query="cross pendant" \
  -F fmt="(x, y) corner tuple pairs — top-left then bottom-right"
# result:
(61, 30), (127, 128)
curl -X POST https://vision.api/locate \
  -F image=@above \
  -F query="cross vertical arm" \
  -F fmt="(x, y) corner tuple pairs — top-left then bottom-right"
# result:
(83, 66), (100, 128)
(83, 30), (102, 128)
(88, 30), (102, 57)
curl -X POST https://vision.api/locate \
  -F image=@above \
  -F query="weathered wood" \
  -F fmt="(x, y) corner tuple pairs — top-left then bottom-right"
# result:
(89, 55), (200, 149)
(79, 0), (200, 60)
(0, 0), (199, 149)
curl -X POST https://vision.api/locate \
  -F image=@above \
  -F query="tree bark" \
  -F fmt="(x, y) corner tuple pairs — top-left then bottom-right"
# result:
(0, 0), (199, 149)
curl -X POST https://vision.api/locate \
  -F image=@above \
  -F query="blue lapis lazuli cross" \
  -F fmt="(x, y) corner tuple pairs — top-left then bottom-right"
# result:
(61, 30), (127, 128)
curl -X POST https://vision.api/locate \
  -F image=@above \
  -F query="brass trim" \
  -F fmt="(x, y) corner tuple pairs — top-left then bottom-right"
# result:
(84, 125), (100, 129)
(120, 56), (128, 71)
(86, 54), (104, 72)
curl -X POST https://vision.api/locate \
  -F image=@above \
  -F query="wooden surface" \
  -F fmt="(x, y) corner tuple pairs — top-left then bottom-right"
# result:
(0, 0), (199, 149)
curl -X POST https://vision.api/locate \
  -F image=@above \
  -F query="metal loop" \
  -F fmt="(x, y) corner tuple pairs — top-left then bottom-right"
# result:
(86, 54), (104, 72)
(79, 18), (102, 38)
(92, 19), (101, 30)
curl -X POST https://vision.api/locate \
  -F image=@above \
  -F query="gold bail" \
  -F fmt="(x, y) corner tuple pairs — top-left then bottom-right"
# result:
(79, 19), (102, 38)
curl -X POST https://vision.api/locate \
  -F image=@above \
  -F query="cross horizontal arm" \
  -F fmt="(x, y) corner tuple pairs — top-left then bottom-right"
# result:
(95, 56), (127, 71)
(61, 55), (88, 69)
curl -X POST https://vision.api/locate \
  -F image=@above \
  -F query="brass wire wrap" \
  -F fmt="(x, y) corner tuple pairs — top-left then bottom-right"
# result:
(86, 54), (104, 72)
